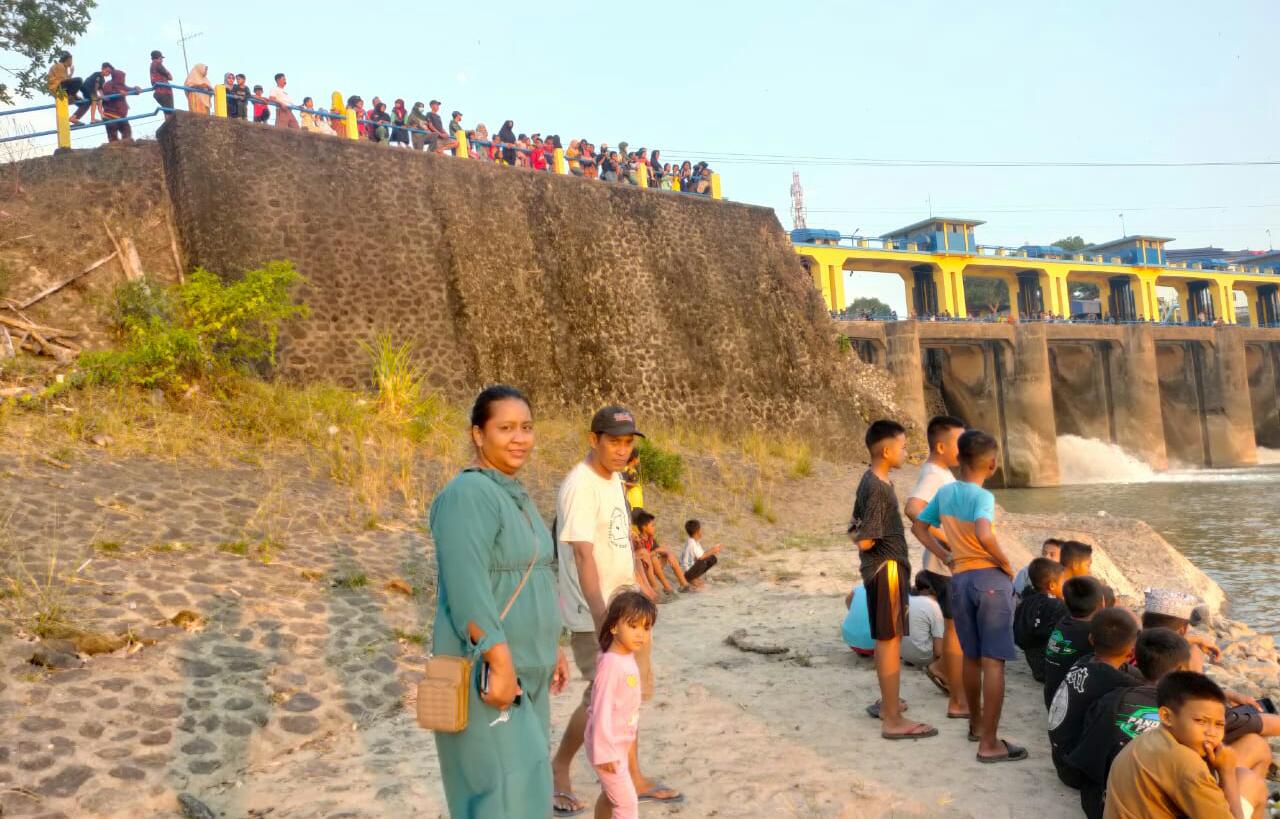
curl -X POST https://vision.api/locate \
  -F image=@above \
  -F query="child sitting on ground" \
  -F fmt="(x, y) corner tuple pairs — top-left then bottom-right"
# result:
(1059, 539), (1094, 581)
(900, 574), (948, 694)
(587, 590), (658, 819)
(680, 519), (721, 588)
(1042, 575), (1106, 708)
(1103, 671), (1268, 819)
(631, 510), (689, 596)
(1013, 557), (1067, 682)
(1046, 607), (1141, 788)
(1013, 538), (1062, 598)
(842, 584), (874, 657)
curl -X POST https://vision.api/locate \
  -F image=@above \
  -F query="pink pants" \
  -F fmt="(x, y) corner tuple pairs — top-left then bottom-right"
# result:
(596, 764), (638, 819)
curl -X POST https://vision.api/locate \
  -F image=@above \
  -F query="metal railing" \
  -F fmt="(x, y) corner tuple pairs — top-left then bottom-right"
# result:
(2, 82), (723, 199)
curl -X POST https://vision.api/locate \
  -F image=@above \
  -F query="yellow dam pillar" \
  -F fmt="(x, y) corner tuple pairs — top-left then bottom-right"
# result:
(214, 84), (228, 118)
(55, 93), (71, 151)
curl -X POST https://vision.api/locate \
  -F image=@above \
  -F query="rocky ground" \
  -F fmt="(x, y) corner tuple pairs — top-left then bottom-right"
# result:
(2, 452), (1277, 819)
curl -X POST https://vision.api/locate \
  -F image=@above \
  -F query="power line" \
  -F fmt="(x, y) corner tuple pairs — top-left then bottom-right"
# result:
(807, 203), (1280, 215)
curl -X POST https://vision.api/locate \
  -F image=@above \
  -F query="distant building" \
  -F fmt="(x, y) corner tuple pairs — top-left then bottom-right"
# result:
(880, 217), (983, 254)
(1086, 235), (1173, 266)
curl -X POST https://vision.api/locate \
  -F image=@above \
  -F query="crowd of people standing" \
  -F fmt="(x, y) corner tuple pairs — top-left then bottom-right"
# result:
(43, 50), (717, 193)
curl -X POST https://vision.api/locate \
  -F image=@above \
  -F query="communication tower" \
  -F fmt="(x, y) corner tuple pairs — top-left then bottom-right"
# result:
(790, 171), (806, 230)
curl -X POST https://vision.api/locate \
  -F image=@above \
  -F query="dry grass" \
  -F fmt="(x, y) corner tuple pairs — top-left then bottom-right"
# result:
(0, 509), (88, 639)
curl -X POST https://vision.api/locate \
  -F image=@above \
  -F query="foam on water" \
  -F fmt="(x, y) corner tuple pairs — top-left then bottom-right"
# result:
(1054, 436), (1280, 486)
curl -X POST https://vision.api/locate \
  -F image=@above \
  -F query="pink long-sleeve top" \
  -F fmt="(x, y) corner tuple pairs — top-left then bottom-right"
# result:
(585, 650), (642, 766)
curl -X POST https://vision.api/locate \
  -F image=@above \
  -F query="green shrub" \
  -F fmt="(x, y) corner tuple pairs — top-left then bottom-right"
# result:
(638, 438), (685, 491)
(79, 261), (307, 390)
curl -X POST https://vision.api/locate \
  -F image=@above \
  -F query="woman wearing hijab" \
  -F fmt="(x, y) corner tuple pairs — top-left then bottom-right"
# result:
(390, 99), (410, 147)
(101, 69), (140, 142)
(472, 123), (489, 160)
(368, 101), (391, 143)
(407, 102), (428, 150)
(184, 63), (213, 115)
(649, 150), (663, 185)
(497, 120), (517, 166)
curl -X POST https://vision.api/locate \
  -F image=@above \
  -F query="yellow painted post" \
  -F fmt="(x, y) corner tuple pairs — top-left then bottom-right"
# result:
(553, 147), (567, 174)
(214, 84), (228, 118)
(345, 108), (358, 140)
(637, 164), (648, 189)
(456, 133), (469, 158)
(903, 273), (916, 317)
(952, 267), (968, 318)
(1004, 275), (1020, 320)
(830, 264), (845, 312)
(55, 94), (71, 151)
(710, 172), (722, 200)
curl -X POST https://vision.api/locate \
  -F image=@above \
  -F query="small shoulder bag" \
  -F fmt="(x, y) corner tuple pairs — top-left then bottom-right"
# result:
(417, 506), (540, 733)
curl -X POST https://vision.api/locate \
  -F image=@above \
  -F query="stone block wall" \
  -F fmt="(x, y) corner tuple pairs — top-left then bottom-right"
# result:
(158, 114), (894, 438)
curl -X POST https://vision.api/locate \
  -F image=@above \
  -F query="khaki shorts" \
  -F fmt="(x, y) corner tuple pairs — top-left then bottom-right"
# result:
(570, 631), (653, 702)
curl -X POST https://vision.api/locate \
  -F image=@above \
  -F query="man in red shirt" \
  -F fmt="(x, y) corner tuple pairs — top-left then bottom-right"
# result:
(149, 50), (174, 120)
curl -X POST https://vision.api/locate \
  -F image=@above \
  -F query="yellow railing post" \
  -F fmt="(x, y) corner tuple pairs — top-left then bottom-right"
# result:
(553, 147), (567, 174)
(710, 172), (722, 200)
(214, 84), (228, 118)
(55, 93), (71, 150)
(637, 164), (649, 189)
(456, 133), (469, 158)
(345, 108), (359, 140)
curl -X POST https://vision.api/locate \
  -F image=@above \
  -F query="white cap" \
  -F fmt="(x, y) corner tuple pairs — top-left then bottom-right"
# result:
(1143, 588), (1198, 621)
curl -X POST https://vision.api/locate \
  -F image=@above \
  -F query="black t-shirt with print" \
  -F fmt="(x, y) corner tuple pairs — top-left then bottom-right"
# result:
(1014, 590), (1068, 682)
(1066, 684), (1160, 819)
(849, 470), (910, 585)
(1042, 616), (1094, 708)
(1047, 659), (1142, 788)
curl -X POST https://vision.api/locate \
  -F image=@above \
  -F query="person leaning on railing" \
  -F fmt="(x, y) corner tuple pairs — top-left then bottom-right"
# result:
(101, 69), (141, 143)
(184, 64), (213, 115)
(149, 50), (174, 120)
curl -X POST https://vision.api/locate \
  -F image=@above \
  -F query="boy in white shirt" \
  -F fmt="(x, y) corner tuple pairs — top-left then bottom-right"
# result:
(680, 519), (722, 588)
(902, 574), (947, 669)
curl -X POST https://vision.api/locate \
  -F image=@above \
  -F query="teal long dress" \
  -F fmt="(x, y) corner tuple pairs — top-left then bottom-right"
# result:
(429, 467), (561, 819)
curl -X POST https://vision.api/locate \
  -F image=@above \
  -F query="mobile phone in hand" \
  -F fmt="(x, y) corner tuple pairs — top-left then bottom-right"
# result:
(477, 662), (523, 707)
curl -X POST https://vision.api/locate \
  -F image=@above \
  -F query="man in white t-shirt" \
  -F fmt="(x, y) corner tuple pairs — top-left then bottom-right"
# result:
(903, 415), (969, 718)
(268, 72), (298, 129)
(550, 406), (682, 814)
(901, 574), (947, 666)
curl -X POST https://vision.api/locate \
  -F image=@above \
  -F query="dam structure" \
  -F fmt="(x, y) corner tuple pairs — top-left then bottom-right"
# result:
(794, 221), (1280, 486)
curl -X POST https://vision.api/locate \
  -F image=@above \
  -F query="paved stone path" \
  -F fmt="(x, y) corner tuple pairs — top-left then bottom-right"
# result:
(0, 453), (442, 818)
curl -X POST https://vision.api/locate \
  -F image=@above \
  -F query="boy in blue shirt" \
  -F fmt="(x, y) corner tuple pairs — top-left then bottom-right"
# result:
(912, 430), (1026, 763)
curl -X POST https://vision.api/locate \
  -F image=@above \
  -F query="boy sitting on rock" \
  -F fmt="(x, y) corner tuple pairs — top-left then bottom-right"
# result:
(1013, 557), (1067, 682)
(1042, 576), (1106, 708)
(1103, 671), (1267, 819)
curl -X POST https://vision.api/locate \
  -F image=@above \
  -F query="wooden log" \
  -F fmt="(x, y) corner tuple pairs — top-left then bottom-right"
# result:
(120, 237), (143, 281)
(0, 313), (75, 338)
(165, 214), (185, 284)
(15, 252), (117, 309)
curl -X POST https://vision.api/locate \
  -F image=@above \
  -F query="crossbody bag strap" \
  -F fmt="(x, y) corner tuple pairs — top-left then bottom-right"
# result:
(498, 507), (540, 621)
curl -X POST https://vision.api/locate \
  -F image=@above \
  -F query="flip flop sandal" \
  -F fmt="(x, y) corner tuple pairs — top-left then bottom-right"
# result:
(882, 722), (939, 740)
(924, 666), (950, 695)
(864, 699), (909, 719)
(946, 711), (972, 719)
(553, 792), (587, 816)
(967, 731), (979, 742)
(637, 783), (684, 804)
(977, 739), (1029, 763)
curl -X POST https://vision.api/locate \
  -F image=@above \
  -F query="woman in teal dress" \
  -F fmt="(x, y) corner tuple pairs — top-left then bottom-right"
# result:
(429, 384), (570, 818)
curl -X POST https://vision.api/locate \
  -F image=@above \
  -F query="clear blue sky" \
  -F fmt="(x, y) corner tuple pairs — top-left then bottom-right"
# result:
(4, 0), (1277, 312)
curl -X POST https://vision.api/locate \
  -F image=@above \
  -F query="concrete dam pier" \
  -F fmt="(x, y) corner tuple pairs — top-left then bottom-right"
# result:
(840, 320), (1279, 486)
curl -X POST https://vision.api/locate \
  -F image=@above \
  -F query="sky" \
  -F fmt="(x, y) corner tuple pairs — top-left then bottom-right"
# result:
(3, 0), (1278, 313)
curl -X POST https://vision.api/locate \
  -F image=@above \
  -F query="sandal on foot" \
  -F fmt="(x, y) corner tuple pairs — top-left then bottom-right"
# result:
(924, 666), (949, 695)
(946, 711), (972, 719)
(977, 739), (1028, 763)
(967, 731), (979, 742)
(553, 792), (587, 816)
(865, 699), (909, 719)
(882, 721), (938, 740)
(637, 783), (684, 804)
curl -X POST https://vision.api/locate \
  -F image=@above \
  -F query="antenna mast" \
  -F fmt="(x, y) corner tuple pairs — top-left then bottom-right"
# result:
(790, 171), (806, 230)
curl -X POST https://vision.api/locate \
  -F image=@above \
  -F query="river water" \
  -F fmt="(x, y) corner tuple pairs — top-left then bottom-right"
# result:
(996, 436), (1280, 636)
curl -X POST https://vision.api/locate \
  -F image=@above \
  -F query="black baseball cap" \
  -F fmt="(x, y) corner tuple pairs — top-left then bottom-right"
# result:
(430, 99), (441, 105)
(590, 405), (644, 438)
(150, 50), (164, 59)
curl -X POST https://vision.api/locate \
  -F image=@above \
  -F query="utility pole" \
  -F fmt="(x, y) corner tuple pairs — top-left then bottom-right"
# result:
(790, 171), (806, 230)
(1119, 212), (1126, 237)
(177, 19), (203, 77)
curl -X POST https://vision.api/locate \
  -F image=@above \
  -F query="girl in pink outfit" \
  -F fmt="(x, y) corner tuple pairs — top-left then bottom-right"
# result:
(586, 591), (658, 819)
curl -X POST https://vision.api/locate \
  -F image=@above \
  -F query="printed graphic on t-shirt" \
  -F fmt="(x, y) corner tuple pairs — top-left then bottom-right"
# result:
(1046, 627), (1079, 660)
(1116, 705), (1160, 739)
(1048, 665), (1090, 729)
(609, 508), (630, 552)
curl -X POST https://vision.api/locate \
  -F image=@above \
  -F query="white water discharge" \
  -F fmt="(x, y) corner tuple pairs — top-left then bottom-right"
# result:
(1055, 435), (1157, 484)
